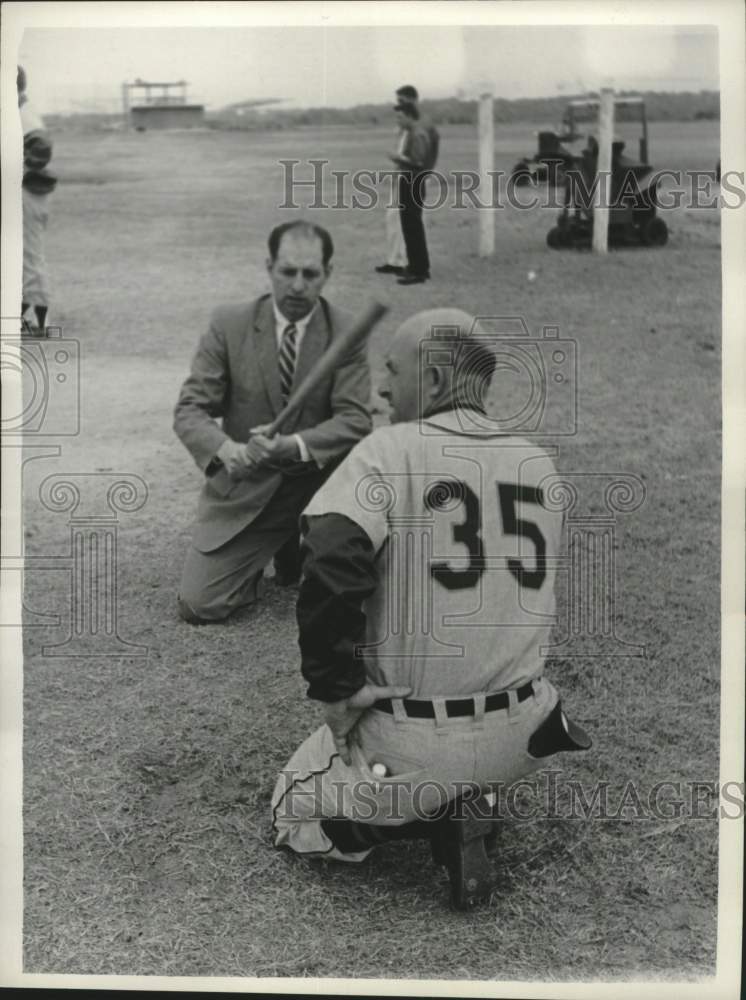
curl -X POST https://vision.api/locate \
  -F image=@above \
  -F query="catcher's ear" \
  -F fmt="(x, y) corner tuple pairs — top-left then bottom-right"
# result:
(424, 363), (444, 399)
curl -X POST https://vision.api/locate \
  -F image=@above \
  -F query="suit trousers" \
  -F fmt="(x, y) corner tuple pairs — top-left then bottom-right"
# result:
(178, 469), (327, 622)
(271, 676), (558, 861)
(399, 172), (430, 277)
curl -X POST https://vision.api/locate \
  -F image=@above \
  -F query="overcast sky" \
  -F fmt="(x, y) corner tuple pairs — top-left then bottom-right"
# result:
(17, 24), (719, 115)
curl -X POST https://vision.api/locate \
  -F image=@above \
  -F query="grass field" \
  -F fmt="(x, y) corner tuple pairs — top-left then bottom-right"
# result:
(19, 120), (722, 981)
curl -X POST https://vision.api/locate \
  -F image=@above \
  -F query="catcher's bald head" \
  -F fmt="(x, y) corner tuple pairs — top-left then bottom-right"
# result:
(380, 309), (495, 423)
(393, 308), (475, 353)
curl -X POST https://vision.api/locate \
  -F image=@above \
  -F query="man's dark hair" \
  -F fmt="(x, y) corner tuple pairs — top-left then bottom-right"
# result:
(396, 101), (420, 121)
(396, 85), (419, 102)
(268, 221), (334, 266)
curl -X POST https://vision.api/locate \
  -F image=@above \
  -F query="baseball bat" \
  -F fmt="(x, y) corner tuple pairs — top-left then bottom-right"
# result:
(263, 299), (388, 437)
(209, 300), (387, 495)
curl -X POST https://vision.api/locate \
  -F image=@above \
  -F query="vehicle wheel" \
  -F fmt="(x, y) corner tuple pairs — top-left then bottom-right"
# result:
(641, 217), (668, 247)
(547, 227), (563, 249)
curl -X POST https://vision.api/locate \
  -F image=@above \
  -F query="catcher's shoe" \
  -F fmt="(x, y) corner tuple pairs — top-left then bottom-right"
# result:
(430, 800), (498, 910)
(272, 534), (302, 587)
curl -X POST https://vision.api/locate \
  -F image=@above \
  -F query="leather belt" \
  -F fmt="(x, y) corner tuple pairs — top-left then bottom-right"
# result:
(374, 679), (537, 719)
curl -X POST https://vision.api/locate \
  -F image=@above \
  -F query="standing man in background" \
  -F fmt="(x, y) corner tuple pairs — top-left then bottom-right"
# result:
(18, 65), (57, 337)
(395, 84), (440, 171)
(376, 85), (440, 283)
(388, 101), (431, 285)
(374, 101), (409, 277)
(173, 221), (372, 625)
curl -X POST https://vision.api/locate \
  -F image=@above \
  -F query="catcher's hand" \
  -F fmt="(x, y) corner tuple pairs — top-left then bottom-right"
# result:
(324, 683), (412, 765)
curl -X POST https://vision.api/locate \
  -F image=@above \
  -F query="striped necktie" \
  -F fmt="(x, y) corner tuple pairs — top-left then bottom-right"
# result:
(278, 322), (298, 403)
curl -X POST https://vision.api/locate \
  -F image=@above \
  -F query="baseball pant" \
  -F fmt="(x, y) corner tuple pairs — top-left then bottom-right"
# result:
(385, 206), (407, 268)
(271, 676), (558, 861)
(22, 189), (50, 307)
(399, 172), (430, 277)
(178, 472), (325, 623)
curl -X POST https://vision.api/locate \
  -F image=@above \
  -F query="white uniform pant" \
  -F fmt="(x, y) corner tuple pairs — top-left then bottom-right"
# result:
(385, 206), (407, 267)
(22, 189), (50, 308)
(271, 676), (558, 862)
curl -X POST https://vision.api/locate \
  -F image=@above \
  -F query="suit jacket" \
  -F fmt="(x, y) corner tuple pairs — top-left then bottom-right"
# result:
(174, 294), (372, 552)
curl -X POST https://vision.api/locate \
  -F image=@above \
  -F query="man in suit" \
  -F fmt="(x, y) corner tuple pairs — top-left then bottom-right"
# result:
(173, 221), (372, 624)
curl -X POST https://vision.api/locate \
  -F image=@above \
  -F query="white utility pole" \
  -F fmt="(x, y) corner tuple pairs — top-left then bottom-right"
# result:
(592, 87), (615, 254)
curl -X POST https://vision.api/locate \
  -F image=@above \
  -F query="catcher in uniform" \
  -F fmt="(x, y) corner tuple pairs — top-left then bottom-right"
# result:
(271, 308), (590, 908)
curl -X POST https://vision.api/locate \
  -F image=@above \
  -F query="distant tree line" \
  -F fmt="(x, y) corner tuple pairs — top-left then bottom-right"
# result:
(207, 91), (720, 131)
(45, 90), (719, 132)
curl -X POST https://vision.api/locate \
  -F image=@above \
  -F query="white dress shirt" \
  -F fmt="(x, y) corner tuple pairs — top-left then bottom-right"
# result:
(272, 299), (317, 463)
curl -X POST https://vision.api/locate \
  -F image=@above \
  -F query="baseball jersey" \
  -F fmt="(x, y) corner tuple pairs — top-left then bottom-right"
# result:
(299, 408), (563, 700)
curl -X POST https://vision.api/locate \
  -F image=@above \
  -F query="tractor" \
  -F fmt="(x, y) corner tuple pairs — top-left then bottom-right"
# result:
(509, 128), (579, 187)
(545, 97), (668, 249)
(509, 101), (587, 187)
